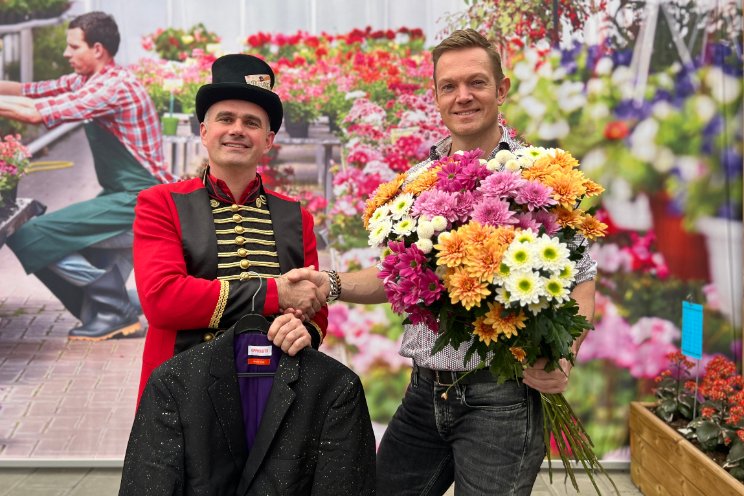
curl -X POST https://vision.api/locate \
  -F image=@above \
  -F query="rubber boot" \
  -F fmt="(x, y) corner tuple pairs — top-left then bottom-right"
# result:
(68, 268), (141, 341)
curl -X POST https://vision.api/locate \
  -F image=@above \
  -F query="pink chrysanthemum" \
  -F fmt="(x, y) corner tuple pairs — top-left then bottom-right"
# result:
(514, 212), (542, 232)
(514, 180), (557, 211)
(472, 197), (517, 227)
(533, 210), (561, 235)
(478, 170), (525, 198)
(412, 189), (459, 223)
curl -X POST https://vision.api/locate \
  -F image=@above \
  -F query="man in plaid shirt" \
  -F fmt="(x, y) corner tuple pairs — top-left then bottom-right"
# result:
(0, 11), (176, 341)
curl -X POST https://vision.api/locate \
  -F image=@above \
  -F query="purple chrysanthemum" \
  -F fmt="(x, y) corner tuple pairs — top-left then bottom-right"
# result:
(514, 212), (542, 232)
(513, 180), (557, 211)
(533, 210), (561, 235)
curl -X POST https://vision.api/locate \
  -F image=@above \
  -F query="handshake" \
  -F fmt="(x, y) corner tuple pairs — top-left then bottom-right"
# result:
(276, 266), (331, 320)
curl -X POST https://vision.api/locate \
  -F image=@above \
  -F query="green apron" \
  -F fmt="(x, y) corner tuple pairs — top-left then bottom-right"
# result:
(7, 122), (160, 275)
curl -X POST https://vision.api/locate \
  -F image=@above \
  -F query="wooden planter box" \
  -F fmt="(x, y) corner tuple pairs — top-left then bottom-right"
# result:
(629, 402), (744, 496)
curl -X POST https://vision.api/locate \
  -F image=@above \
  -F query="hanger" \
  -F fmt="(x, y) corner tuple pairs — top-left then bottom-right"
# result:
(234, 275), (276, 378)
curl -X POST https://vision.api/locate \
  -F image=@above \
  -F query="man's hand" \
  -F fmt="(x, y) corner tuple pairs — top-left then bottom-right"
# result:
(284, 266), (330, 299)
(522, 358), (572, 394)
(275, 267), (325, 320)
(267, 313), (311, 355)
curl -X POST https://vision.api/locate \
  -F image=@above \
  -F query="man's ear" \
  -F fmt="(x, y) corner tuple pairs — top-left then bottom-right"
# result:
(264, 131), (275, 153)
(200, 121), (208, 145)
(92, 42), (106, 59)
(496, 77), (511, 105)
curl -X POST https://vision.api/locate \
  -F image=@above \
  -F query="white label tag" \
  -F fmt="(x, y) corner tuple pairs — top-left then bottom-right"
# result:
(248, 345), (272, 357)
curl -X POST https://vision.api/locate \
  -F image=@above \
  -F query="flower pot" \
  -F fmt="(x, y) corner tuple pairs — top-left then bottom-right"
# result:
(161, 115), (180, 136)
(284, 119), (310, 139)
(648, 192), (710, 281)
(629, 402), (744, 496)
(695, 217), (742, 324)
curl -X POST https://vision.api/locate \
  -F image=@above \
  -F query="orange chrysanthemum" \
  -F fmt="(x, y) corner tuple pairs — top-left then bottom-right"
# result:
(554, 206), (584, 229)
(465, 235), (509, 282)
(509, 346), (527, 362)
(458, 221), (497, 245)
(434, 230), (469, 268)
(483, 302), (527, 339)
(444, 267), (490, 310)
(403, 166), (441, 195)
(521, 159), (560, 183)
(579, 214), (608, 240)
(583, 178), (605, 197)
(362, 173), (405, 227)
(544, 169), (587, 208)
(473, 316), (499, 346)
(549, 149), (580, 170)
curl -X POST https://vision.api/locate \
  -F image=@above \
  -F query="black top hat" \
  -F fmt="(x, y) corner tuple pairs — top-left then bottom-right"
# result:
(195, 54), (283, 133)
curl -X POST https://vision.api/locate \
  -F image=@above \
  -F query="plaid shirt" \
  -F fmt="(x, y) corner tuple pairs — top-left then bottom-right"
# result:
(397, 126), (598, 371)
(22, 64), (175, 183)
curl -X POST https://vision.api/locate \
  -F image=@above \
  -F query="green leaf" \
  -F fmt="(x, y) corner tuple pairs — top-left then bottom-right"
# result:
(728, 441), (744, 464)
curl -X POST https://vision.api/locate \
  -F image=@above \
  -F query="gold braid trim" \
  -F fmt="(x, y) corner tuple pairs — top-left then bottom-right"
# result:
(218, 249), (278, 258)
(306, 320), (324, 346)
(209, 279), (230, 328)
(212, 205), (270, 215)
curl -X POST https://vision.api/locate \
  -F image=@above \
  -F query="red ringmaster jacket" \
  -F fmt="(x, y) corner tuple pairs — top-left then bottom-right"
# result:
(133, 176), (327, 401)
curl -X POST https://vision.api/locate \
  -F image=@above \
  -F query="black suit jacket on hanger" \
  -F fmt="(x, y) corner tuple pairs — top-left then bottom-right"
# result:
(118, 326), (376, 496)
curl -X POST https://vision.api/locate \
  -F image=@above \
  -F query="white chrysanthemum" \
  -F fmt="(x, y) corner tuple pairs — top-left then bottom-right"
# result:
(406, 166), (427, 182)
(368, 204), (391, 227)
(514, 229), (537, 244)
(517, 156), (534, 169)
(492, 262), (511, 285)
(486, 158), (501, 171)
(504, 159), (522, 171)
(389, 193), (415, 219)
(393, 217), (417, 237)
(493, 285), (512, 305)
(495, 148), (515, 164)
(527, 299), (550, 315)
(534, 235), (570, 271)
(503, 239), (536, 271)
(368, 220), (392, 247)
(431, 215), (447, 232)
(515, 146), (548, 160)
(415, 238), (433, 254)
(556, 261), (576, 285)
(505, 270), (544, 306)
(544, 276), (571, 303)
(416, 219), (435, 239)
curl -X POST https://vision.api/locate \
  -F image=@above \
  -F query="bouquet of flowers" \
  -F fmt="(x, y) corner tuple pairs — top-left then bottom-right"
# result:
(364, 146), (615, 493)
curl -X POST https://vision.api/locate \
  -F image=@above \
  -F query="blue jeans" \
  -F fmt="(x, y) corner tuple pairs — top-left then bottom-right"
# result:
(376, 366), (545, 496)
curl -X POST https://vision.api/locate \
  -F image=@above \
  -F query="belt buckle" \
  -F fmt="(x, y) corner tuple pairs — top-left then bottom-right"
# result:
(434, 370), (455, 386)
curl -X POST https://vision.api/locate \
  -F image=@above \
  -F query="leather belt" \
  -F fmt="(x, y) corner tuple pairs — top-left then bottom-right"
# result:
(415, 366), (497, 386)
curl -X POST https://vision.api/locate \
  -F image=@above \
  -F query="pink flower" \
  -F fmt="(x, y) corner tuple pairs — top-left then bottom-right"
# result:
(513, 181), (557, 211)
(412, 189), (459, 223)
(630, 317), (680, 345)
(532, 210), (561, 235)
(471, 197), (517, 227)
(513, 212), (541, 232)
(478, 170), (525, 198)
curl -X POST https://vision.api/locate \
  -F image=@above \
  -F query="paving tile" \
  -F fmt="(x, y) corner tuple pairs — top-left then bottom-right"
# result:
(0, 469), (34, 496)
(0, 439), (37, 456)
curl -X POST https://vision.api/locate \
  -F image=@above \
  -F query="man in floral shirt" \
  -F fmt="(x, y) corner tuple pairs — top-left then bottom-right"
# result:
(287, 29), (597, 495)
(0, 12), (175, 341)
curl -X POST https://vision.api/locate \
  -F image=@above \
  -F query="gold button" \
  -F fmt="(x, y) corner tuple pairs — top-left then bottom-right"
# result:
(231, 204), (240, 212)
(203, 332), (215, 342)
(239, 272), (250, 281)
(237, 248), (248, 257)
(235, 236), (246, 245)
(232, 214), (242, 222)
(240, 260), (250, 269)
(235, 225), (244, 234)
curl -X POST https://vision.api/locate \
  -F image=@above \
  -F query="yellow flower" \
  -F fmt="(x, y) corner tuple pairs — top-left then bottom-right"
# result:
(509, 346), (527, 362)
(583, 178), (605, 197)
(579, 214), (608, 240)
(435, 230), (468, 268)
(458, 221), (496, 245)
(473, 316), (498, 346)
(403, 166), (441, 195)
(543, 169), (587, 208)
(444, 267), (490, 310)
(549, 149), (580, 170)
(465, 235), (509, 282)
(362, 174), (405, 227)
(483, 302), (527, 339)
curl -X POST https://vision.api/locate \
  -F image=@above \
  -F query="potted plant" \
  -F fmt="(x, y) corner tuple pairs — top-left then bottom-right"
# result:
(141, 23), (221, 62)
(274, 66), (321, 138)
(630, 351), (744, 495)
(0, 134), (30, 219)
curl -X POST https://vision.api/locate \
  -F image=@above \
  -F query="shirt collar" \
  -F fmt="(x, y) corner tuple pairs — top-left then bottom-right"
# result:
(428, 124), (521, 161)
(203, 166), (262, 205)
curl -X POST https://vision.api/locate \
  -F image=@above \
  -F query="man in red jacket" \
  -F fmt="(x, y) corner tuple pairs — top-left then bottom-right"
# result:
(133, 54), (327, 400)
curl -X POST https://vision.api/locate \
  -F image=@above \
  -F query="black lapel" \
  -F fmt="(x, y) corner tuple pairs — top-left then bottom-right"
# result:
(236, 353), (300, 495)
(207, 327), (248, 471)
(265, 189), (304, 272)
(172, 185), (218, 279)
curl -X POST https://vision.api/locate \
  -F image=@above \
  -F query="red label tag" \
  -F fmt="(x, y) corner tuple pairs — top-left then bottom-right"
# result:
(247, 358), (271, 366)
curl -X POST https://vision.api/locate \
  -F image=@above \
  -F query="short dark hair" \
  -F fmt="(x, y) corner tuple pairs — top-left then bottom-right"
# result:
(69, 11), (120, 57)
(432, 29), (504, 84)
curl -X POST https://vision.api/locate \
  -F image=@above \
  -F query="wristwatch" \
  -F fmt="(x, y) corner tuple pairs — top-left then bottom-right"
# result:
(323, 269), (341, 303)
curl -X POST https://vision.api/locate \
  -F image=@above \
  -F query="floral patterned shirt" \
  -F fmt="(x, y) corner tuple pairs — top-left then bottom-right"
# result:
(22, 64), (174, 183)
(397, 125), (598, 371)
